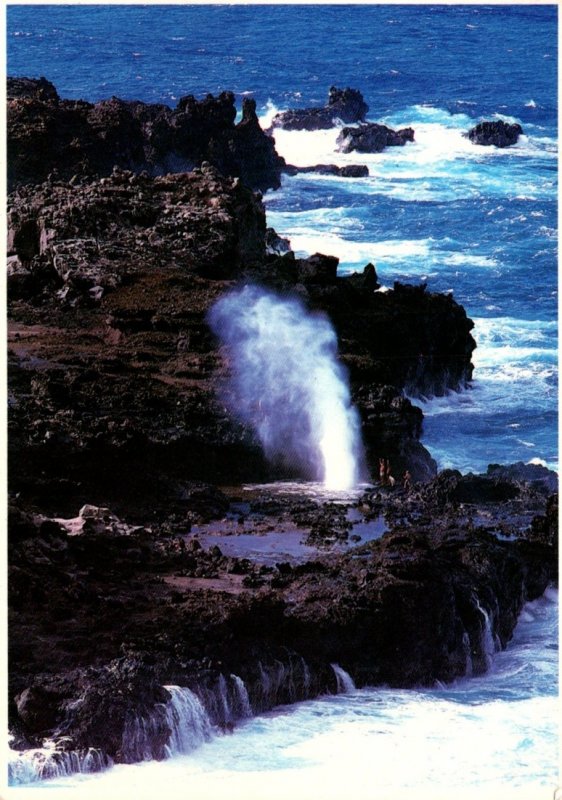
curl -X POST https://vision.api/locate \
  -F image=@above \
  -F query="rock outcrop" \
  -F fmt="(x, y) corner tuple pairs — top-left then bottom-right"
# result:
(285, 163), (370, 178)
(7, 163), (476, 505)
(7, 77), (285, 192)
(336, 123), (415, 154)
(465, 119), (523, 148)
(270, 86), (368, 131)
(8, 476), (557, 768)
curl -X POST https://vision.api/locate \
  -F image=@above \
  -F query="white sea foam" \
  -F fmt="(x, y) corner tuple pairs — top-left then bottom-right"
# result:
(264, 211), (503, 273)
(269, 228), (434, 267)
(8, 592), (557, 800)
(472, 317), (558, 362)
(262, 104), (556, 211)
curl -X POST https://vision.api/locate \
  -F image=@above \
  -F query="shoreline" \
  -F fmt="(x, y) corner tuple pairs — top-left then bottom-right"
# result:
(6, 78), (558, 783)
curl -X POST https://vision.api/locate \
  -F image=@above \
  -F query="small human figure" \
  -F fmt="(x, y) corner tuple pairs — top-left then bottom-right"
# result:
(385, 459), (395, 488)
(379, 457), (387, 486)
(403, 470), (412, 493)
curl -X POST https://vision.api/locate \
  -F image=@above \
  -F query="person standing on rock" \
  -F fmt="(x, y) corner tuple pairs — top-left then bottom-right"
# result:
(379, 458), (387, 486)
(403, 470), (412, 492)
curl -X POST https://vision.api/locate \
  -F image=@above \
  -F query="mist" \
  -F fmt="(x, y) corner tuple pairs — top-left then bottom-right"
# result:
(208, 285), (364, 490)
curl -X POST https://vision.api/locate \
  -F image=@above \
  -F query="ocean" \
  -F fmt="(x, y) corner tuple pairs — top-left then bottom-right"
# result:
(7, 3), (558, 474)
(6, 3), (559, 797)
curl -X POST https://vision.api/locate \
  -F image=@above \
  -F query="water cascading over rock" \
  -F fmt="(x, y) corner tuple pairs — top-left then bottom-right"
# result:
(208, 285), (364, 490)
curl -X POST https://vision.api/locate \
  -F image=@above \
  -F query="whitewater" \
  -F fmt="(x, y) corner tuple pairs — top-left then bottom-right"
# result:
(263, 104), (557, 474)
(7, 589), (558, 798)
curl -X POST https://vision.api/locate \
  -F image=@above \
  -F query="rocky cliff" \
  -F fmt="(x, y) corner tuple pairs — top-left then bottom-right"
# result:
(7, 79), (554, 783)
(8, 152), (476, 508)
(7, 77), (285, 192)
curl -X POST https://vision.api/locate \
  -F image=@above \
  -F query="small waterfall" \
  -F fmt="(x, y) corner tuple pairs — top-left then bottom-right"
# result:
(256, 659), (289, 708)
(218, 674), (232, 722)
(250, 655), (319, 712)
(123, 686), (214, 762)
(475, 598), (497, 670)
(10, 658), (326, 785)
(194, 672), (256, 727)
(230, 674), (252, 718)
(163, 686), (213, 756)
(331, 663), (356, 693)
(8, 743), (111, 785)
(300, 657), (311, 694)
(121, 703), (169, 762)
(462, 631), (473, 677)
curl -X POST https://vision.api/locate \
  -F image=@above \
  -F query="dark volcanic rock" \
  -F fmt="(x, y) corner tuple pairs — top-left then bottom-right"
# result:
(265, 227), (291, 256)
(336, 123), (415, 154)
(286, 163), (369, 178)
(486, 461), (558, 495)
(7, 76), (60, 102)
(270, 86), (368, 131)
(421, 470), (521, 507)
(295, 253), (339, 285)
(466, 120), (523, 148)
(7, 160), (477, 508)
(8, 488), (556, 764)
(7, 78), (285, 191)
(344, 263), (380, 292)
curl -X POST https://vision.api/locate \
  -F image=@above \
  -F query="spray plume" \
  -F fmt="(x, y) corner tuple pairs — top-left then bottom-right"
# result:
(208, 285), (364, 490)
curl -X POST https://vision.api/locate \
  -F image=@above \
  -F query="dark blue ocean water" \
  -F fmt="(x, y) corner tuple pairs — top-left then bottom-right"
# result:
(7, 4), (558, 473)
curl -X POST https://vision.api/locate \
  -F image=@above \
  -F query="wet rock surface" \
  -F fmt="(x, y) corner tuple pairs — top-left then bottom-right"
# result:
(285, 163), (370, 178)
(336, 122), (415, 154)
(270, 86), (368, 131)
(465, 119), (523, 147)
(8, 472), (557, 761)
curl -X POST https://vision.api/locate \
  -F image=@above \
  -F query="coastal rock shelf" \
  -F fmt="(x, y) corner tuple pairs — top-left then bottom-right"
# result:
(8, 473), (557, 772)
(7, 78), (556, 784)
(7, 151), (476, 502)
(7, 77), (285, 192)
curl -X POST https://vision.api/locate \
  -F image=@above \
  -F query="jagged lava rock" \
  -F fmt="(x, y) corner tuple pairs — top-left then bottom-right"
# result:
(486, 461), (558, 495)
(7, 77), (284, 191)
(270, 86), (368, 131)
(336, 123), (415, 154)
(466, 119), (523, 147)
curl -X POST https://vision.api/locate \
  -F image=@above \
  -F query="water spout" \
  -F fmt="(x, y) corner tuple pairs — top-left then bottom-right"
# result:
(208, 285), (364, 490)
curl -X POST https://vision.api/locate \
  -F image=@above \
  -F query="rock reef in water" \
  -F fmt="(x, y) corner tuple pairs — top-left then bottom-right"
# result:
(336, 123), (415, 153)
(7, 77), (285, 192)
(465, 119), (523, 147)
(269, 85), (369, 131)
(284, 163), (370, 178)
